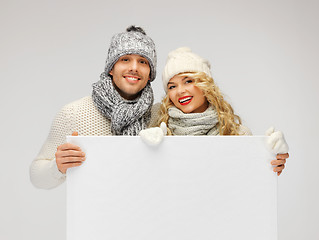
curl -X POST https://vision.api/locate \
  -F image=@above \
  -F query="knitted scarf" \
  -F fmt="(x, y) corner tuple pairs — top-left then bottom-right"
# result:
(168, 106), (220, 136)
(92, 72), (154, 135)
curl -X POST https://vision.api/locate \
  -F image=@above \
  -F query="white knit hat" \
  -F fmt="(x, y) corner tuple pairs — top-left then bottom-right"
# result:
(162, 47), (212, 91)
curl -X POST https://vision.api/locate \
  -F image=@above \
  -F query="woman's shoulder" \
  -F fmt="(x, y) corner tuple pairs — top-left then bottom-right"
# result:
(151, 102), (161, 112)
(149, 102), (161, 127)
(238, 125), (252, 136)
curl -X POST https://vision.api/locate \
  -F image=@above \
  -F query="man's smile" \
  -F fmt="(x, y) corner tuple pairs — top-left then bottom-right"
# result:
(124, 75), (140, 83)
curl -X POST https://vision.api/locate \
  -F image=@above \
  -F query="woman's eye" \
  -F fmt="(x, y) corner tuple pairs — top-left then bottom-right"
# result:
(185, 80), (193, 84)
(168, 85), (175, 90)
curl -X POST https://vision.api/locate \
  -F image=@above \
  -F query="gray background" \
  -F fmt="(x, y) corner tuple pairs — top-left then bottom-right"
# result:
(1, 0), (318, 239)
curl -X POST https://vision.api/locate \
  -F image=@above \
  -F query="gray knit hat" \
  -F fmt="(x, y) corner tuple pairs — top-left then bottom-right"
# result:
(104, 25), (157, 82)
(162, 47), (212, 91)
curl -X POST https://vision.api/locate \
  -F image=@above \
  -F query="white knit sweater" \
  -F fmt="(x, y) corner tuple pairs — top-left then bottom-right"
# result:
(29, 96), (160, 189)
(30, 96), (251, 189)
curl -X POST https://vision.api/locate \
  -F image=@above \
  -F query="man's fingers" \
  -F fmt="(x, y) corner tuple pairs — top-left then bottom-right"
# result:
(57, 143), (82, 151)
(61, 157), (85, 163)
(58, 150), (85, 158)
(66, 162), (83, 168)
(72, 131), (79, 136)
(60, 162), (84, 173)
(277, 153), (289, 159)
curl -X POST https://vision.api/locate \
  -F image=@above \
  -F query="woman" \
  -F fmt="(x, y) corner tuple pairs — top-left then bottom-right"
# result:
(140, 47), (289, 175)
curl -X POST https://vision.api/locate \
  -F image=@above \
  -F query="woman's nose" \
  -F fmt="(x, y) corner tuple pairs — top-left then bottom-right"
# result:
(177, 85), (186, 94)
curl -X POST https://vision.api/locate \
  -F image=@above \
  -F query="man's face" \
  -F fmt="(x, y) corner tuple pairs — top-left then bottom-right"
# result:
(109, 54), (151, 100)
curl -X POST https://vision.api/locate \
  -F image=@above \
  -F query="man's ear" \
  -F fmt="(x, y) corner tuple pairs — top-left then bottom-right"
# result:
(109, 69), (113, 76)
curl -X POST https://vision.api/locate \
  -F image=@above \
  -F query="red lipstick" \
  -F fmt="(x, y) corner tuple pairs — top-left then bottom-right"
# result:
(178, 96), (193, 105)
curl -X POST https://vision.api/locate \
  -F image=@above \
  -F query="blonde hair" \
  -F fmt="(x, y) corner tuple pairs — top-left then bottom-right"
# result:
(156, 72), (242, 135)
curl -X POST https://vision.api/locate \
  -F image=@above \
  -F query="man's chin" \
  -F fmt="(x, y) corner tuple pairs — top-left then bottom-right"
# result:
(119, 89), (143, 100)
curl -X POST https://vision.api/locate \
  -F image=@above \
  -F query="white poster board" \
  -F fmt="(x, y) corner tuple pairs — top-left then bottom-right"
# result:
(67, 136), (277, 240)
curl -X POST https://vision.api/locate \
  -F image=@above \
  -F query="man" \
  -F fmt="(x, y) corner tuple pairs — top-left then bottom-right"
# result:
(30, 26), (159, 189)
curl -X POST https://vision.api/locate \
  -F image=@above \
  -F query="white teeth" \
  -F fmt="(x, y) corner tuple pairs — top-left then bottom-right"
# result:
(126, 77), (138, 81)
(179, 97), (192, 103)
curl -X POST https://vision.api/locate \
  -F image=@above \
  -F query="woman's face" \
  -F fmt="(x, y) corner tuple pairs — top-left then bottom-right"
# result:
(167, 74), (208, 113)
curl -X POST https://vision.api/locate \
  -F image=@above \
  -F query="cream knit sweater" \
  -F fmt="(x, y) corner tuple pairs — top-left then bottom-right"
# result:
(30, 96), (161, 189)
(30, 96), (251, 189)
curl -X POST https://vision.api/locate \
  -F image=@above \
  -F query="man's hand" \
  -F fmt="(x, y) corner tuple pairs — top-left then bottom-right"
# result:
(55, 132), (85, 174)
(271, 153), (289, 176)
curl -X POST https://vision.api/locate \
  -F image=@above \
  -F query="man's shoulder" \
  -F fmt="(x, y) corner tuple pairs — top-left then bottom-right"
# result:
(56, 95), (111, 135)
(56, 96), (97, 118)
(63, 96), (93, 109)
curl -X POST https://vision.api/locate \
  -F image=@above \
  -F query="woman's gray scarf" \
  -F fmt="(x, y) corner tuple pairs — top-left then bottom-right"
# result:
(168, 106), (220, 136)
(92, 72), (154, 135)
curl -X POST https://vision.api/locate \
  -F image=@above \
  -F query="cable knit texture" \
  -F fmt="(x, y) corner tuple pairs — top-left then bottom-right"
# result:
(92, 73), (154, 135)
(168, 106), (220, 135)
(30, 97), (161, 189)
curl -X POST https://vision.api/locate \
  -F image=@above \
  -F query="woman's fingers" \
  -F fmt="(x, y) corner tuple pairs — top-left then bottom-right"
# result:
(273, 164), (285, 173)
(271, 159), (286, 166)
(276, 153), (289, 159)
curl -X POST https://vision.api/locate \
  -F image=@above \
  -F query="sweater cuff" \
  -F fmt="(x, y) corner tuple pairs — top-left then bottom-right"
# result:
(49, 158), (66, 180)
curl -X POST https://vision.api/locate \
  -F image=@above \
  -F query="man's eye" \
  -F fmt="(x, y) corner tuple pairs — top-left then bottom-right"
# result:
(140, 60), (148, 64)
(121, 58), (129, 62)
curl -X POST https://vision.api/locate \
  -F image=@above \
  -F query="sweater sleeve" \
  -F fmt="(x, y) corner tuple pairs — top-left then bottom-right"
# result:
(29, 103), (76, 189)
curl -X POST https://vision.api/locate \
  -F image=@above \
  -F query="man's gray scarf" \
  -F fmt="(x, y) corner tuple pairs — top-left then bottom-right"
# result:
(168, 106), (220, 136)
(92, 72), (154, 135)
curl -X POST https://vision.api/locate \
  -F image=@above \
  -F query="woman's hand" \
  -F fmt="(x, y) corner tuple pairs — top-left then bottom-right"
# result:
(265, 127), (289, 176)
(55, 131), (86, 174)
(271, 153), (289, 176)
(139, 122), (167, 146)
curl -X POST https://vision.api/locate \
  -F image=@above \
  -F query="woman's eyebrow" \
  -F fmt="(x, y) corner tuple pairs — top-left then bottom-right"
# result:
(167, 81), (175, 85)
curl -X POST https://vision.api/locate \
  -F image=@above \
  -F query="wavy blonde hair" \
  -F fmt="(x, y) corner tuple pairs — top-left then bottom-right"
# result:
(156, 72), (242, 135)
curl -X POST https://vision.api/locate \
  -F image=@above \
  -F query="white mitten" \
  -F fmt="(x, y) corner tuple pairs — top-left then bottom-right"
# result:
(160, 122), (167, 135)
(265, 126), (289, 154)
(139, 122), (167, 146)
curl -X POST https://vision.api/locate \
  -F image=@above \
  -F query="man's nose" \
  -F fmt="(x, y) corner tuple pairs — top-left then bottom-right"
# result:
(129, 60), (138, 72)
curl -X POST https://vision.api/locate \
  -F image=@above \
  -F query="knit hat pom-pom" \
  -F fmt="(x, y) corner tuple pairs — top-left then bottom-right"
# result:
(126, 25), (146, 35)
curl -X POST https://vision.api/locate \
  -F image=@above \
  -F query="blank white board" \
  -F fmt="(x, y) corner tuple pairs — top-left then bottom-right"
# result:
(66, 136), (277, 240)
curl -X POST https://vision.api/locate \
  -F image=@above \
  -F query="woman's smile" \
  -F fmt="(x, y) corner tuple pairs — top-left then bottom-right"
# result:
(178, 96), (193, 105)
(168, 75), (208, 113)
